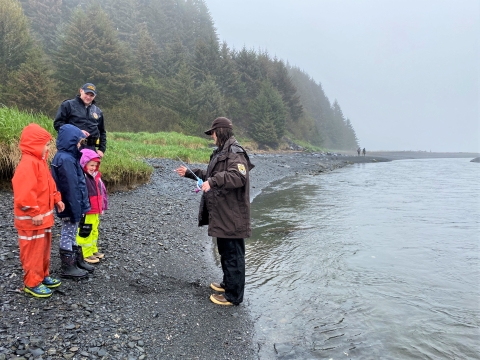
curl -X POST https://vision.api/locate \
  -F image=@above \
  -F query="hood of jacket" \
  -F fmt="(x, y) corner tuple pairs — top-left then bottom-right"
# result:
(80, 148), (101, 171)
(19, 123), (52, 160)
(56, 124), (85, 156)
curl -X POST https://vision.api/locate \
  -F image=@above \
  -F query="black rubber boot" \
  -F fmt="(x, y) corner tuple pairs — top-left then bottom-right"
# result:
(72, 245), (95, 273)
(59, 249), (88, 279)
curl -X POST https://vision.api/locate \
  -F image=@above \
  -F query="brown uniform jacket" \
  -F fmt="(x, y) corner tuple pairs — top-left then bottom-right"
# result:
(186, 137), (255, 239)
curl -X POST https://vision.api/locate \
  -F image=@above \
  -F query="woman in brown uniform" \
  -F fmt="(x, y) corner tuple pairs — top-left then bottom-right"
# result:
(175, 117), (254, 305)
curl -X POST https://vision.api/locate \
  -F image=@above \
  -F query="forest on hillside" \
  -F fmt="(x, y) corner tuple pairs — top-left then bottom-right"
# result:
(0, 0), (359, 150)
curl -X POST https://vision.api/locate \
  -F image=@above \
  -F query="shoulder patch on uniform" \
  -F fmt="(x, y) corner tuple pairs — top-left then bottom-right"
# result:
(237, 164), (246, 175)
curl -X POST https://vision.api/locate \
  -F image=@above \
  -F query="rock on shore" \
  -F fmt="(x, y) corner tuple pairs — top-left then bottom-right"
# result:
(0, 153), (350, 359)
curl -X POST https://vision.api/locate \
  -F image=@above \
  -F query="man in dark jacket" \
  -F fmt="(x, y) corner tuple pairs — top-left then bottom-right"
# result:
(54, 83), (107, 158)
(175, 117), (254, 305)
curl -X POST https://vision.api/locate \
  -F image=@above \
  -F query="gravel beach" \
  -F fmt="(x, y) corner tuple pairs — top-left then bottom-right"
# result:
(0, 151), (358, 360)
(2, 150), (478, 359)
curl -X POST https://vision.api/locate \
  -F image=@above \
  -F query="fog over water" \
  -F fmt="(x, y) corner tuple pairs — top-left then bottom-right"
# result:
(206, 0), (479, 153)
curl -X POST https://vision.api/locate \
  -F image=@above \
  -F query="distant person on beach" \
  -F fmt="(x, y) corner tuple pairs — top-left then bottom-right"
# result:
(12, 124), (65, 298)
(76, 149), (108, 265)
(363, 148), (366, 156)
(51, 124), (92, 279)
(54, 83), (107, 158)
(174, 117), (255, 306)
(357, 147), (361, 156)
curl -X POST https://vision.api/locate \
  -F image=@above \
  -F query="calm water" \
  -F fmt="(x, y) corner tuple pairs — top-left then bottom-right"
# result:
(247, 158), (480, 359)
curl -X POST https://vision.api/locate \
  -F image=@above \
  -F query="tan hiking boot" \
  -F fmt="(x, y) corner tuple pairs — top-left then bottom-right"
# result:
(210, 294), (233, 306)
(210, 282), (225, 293)
(93, 252), (104, 259)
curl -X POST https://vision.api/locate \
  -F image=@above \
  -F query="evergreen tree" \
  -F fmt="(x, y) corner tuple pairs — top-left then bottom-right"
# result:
(19, 0), (62, 54)
(136, 24), (161, 77)
(192, 36), (219, 84)
(194, 74), (225, 133)
(5, 47), (60, 116)
(332, 100), (349, 149)
(180, 0), (217, 54)
(270, 58), (303, 122)
(191, 0), (217, 46)
(54, 4), (132, 107)
(163, 62), (198, 133)
(263, 80), (287, 141)
(250, 80), (286, 147)
(0, 0), (31, 87)
(102, 0), (138, 45)
(139, 0), (172, 47)
(216, 42), (245, 99)
(250, 94), (277, 148)
(234, 47), (262, 99)
(158, 40), (187, 78)
(215, 42), (245, 121)
(345, 118), (359, 149)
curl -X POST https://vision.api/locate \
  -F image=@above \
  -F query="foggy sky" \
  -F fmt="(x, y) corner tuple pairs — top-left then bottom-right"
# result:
(205, 0), (479, 152)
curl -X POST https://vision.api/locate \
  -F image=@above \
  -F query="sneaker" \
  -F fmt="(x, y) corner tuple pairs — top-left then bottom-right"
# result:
(42, 276), (61, 288)
(84, 255), (100, 264)
(210, 282), (225, 293)
(93, 252), (104, 259)
(210, 294), (233, 306)
(24, 283), (53, 298)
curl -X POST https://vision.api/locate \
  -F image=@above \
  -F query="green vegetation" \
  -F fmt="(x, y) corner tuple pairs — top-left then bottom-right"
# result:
(0, 107), (213, 191)
(0, 106), (54, 142)
(1, 0), (359, 152)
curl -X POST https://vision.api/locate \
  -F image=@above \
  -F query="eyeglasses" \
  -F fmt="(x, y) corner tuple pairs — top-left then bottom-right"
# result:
(83, 92), (95, 97)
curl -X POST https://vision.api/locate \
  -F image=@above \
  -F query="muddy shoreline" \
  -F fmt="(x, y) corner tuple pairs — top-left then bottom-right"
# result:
(0, 151), (477, 359)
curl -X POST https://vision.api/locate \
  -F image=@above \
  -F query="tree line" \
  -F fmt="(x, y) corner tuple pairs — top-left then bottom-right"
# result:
(0, 0), (359, 150)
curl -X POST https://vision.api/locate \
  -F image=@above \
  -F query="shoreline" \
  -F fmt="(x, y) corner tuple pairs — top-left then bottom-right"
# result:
(0, 151), (477, 358)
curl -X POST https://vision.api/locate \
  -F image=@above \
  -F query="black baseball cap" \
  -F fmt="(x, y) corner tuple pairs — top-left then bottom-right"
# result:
(81, 83), (97, 95)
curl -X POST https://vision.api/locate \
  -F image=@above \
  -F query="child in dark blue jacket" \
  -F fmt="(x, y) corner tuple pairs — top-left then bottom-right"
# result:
(51, 124), (94, 278)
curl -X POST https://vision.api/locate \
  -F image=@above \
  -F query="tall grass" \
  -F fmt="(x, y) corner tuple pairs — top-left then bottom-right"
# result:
(109, 132), (213, 163)
(0, 107), (56, 181)
(0, 106), (55, 142)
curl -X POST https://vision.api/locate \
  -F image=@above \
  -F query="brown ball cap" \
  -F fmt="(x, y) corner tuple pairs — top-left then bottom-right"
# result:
(204, 117), (233, 135)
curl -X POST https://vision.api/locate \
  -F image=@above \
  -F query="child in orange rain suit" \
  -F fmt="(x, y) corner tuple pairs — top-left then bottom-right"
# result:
(76, 148), (108, 263)
(12, 123), (65, 298)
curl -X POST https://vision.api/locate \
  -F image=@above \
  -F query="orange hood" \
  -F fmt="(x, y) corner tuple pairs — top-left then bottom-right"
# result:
(19, 123), (52, 159)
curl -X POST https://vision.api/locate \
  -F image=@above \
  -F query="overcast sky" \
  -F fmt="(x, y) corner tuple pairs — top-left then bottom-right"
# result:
(205, 0), (479, 152)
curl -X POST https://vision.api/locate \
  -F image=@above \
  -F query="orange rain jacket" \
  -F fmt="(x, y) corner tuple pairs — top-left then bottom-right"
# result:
(12, 123), (62, 230)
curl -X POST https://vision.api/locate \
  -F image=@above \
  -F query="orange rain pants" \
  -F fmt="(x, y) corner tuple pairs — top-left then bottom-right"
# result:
(17, 228), (52, 288)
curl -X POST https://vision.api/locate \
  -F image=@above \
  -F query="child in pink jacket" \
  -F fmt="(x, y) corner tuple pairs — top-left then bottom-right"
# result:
(76, 148), (108, 263)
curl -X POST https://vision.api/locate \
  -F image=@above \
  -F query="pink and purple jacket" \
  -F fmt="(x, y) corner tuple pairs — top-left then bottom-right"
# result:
(80, 149), (108, 214)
